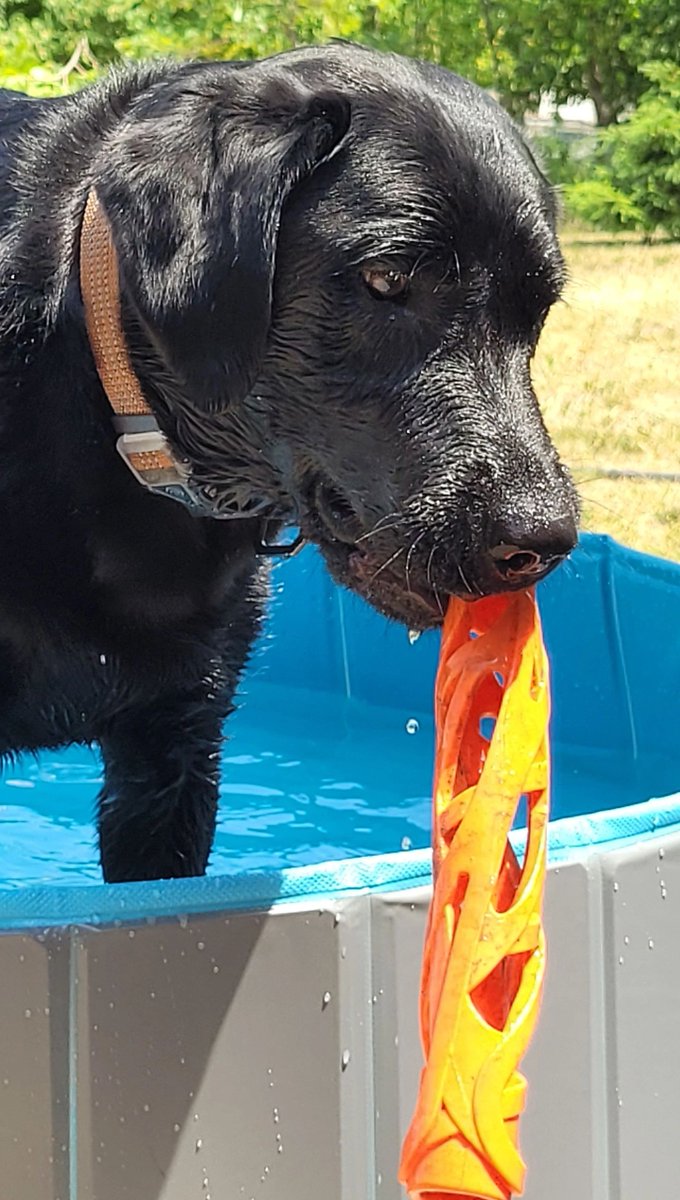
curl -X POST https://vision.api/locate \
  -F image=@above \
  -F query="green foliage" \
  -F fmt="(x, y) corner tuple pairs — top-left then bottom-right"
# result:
(1, 0), (676, 119)
(0, 0), (678, 239)
(0, 0), (389, 94)
(530, 129), (597, 187)
(564, 178), (644, 230)
(564, 62), (680, 237)
(487, 0), (673, 124)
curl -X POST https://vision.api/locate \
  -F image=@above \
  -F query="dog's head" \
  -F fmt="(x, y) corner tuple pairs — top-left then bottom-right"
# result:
(96, 44), (579, 628)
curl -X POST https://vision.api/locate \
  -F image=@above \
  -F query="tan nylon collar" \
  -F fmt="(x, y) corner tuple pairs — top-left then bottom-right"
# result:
(79, 189), (187, 483)
(79, 189), (151, 419)
(77, 190), (305, 554)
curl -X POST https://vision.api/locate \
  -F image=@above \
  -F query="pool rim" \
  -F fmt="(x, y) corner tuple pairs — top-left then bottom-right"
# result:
(0, 791), (677, 929)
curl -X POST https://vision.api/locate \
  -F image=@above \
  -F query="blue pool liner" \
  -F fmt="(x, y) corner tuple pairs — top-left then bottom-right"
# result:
(0, 533), (678, 928)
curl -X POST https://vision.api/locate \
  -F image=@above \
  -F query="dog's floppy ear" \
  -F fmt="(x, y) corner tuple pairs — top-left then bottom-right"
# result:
(95, 70), (351, 412)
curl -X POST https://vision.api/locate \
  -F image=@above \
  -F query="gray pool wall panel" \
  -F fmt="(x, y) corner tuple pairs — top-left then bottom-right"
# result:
(3, 831), (680, 1200)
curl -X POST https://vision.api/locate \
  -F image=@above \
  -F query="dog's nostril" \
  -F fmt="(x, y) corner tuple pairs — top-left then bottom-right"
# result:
(490, 545), (544, 578)
(487, 515), (577, 584)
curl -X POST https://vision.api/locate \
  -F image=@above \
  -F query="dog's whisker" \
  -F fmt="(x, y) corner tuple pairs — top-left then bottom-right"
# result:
(426, 542), (437, 588)
(405, 530), (427, 594)
(355, 516), (403, 544)
(578, 493), (625, 518)
(456, 562), (474, 596)
(354, 509), (403, 540)
(369, 545), (405, 585)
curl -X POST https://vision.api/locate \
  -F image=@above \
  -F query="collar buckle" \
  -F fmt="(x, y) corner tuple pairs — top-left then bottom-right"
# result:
(116, 429), (203, 511)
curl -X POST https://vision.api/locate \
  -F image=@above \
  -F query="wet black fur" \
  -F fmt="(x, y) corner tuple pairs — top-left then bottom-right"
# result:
(0, 44), (578, 882)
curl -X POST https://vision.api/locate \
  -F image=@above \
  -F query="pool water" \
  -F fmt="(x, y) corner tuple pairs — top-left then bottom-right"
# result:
(0, 684), (431, 887)
(0, 680), (669, 888)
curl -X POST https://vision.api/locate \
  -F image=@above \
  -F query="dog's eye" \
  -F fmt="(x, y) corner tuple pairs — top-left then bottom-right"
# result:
(361, 265), (409, 300)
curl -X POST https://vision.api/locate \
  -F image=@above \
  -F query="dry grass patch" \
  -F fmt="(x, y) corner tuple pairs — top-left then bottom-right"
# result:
(534, 231), (680, 562)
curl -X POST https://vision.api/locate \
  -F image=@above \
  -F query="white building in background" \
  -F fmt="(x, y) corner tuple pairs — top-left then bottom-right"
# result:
(528, 93), (599, 132)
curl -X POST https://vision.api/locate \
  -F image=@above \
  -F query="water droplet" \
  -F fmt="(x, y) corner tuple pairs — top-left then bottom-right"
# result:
(613, 882), (619, 893)
(196, 1138), (203, 1152)
(178, 915), (188, 929)
(401, 836), (412, 851)
(24, 1009), (31, 1018)
(173, 1123), (181, 1133)
(623, 936), (630, 945)
(322, 991), (332, 1009)
(618, 956), (624, 965)
(659, 847), (665, 859)
(405, 718), (419, 735)
(333, 913), (341, 927)
(648, 939), (655, 950)
(142, 1103), (150, 1113)
(212, 965), (220, 974)
(341, 1049), (351, 1070)
(193, 1112), (200, 1122)
(197, 941), (206, 951)
(99, 653), (107, 665)
(128, 930), (135, 939)
(273, 1107), (280, 1124)
(407, 629), (421, 645)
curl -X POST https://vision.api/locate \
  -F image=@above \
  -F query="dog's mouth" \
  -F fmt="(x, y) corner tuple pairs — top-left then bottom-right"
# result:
(300, 478), (446, 629)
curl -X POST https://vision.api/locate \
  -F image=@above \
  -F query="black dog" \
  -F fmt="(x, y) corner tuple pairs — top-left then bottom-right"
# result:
(0, 43), (578, 883)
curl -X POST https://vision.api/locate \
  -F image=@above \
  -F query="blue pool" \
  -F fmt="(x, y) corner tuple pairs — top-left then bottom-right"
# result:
(0, 534), (679, 907)
(2, 533), (678, 1200)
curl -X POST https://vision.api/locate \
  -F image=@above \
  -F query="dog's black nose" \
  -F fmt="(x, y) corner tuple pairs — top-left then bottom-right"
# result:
(487, 516), (577, 585)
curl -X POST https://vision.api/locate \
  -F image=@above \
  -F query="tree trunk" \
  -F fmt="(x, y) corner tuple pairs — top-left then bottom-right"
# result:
(584, 59), (619, 125)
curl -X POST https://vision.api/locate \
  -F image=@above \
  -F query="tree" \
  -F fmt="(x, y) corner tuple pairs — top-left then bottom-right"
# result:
(0, 0), (380, 93)
(0, 0), (677, 127)
(486, 0), (680, 124)
(565, 62), (680, 237)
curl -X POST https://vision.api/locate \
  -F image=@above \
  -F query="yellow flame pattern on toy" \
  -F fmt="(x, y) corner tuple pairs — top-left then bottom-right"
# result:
(399, 589), (550, 1200)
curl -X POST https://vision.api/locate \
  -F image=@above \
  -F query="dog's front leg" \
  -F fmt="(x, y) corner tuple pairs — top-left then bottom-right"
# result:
(97, 692), (228, 883)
